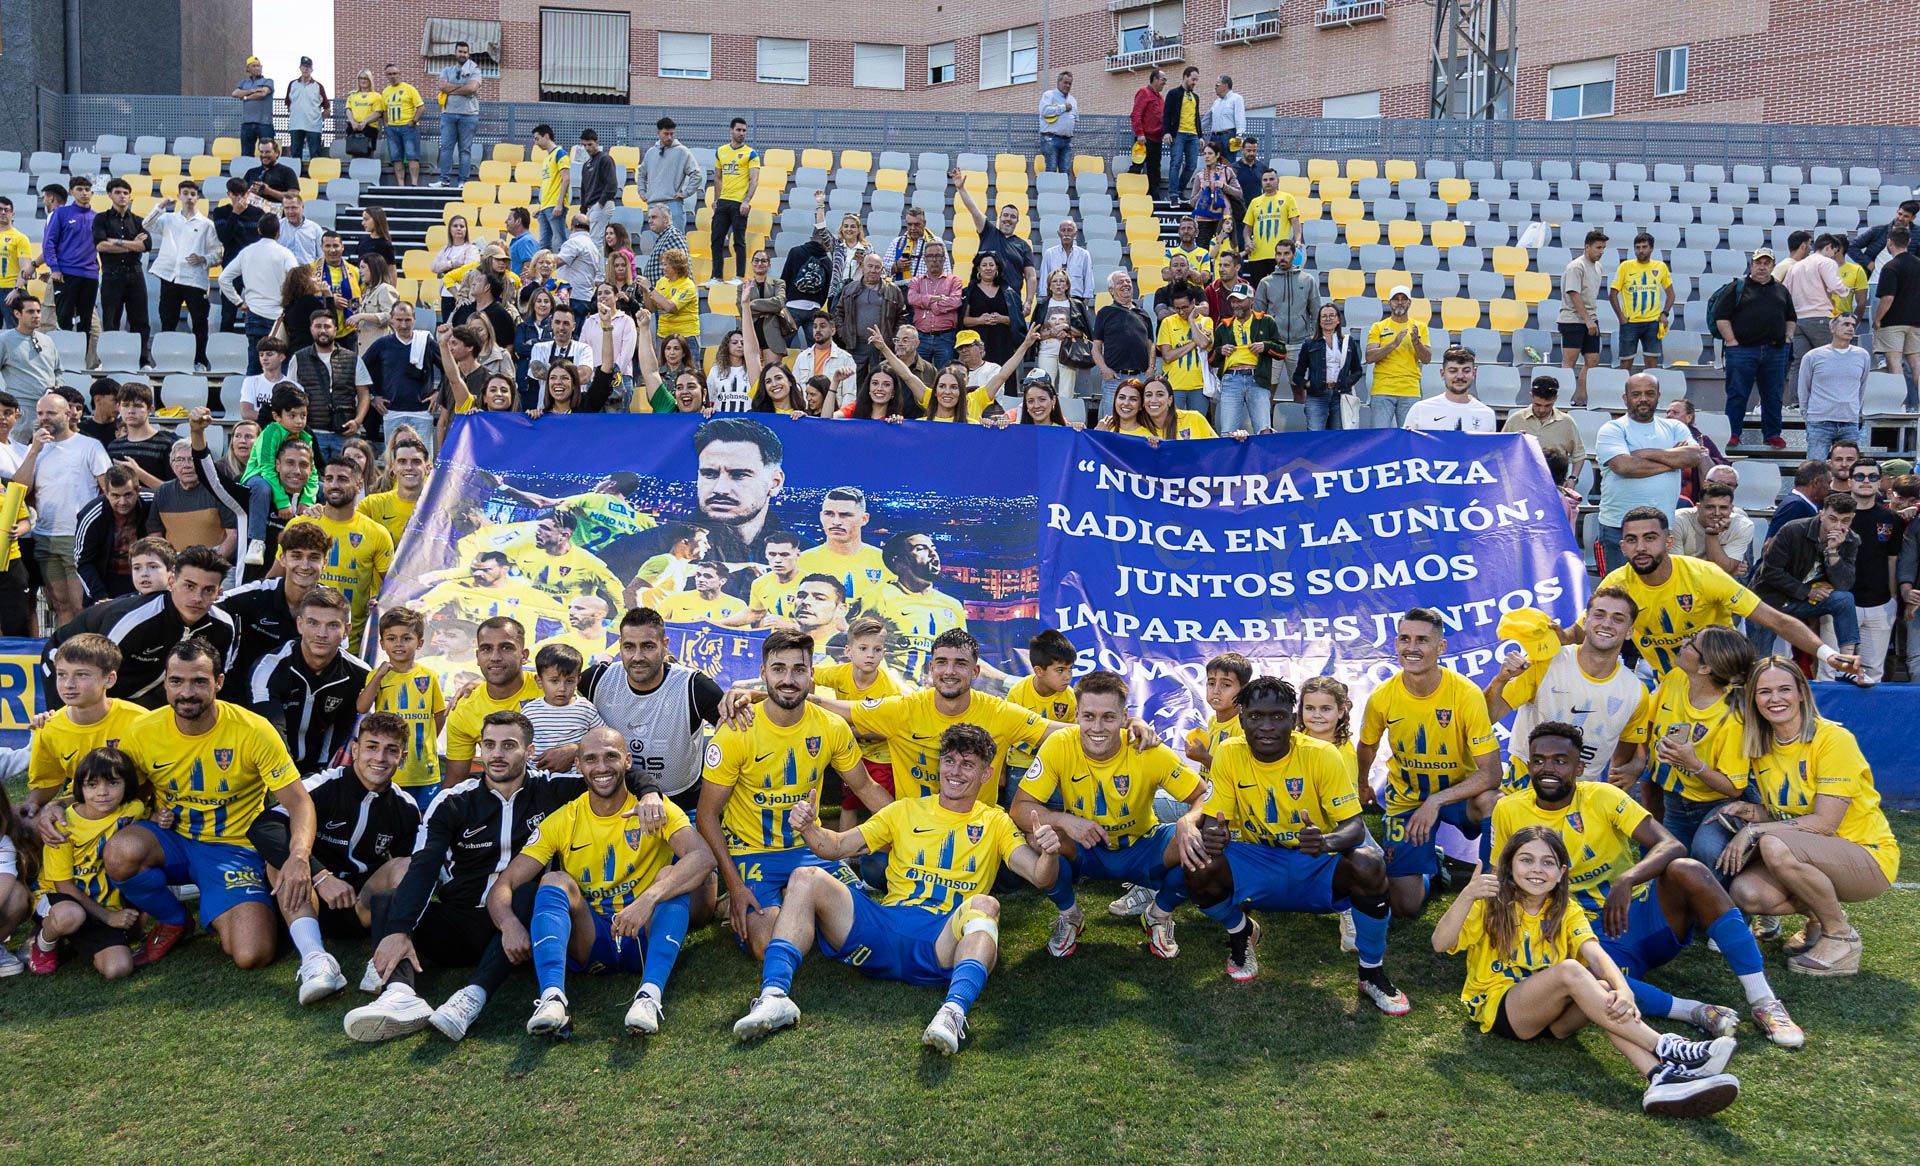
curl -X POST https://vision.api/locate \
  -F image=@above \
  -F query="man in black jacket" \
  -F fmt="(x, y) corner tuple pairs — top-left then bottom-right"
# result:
(249, 584), (369, 768)
(73, 467), (153, 605)
(1712, 248), (1797, 449)
(210, 177), (263, 334)
(1846, 199), (1917, 269)
(40, 543), (236, 708)
(578, 128), (619, 253)
(1752, 493), (1860, 666)
(1162, 65), (1204, 210)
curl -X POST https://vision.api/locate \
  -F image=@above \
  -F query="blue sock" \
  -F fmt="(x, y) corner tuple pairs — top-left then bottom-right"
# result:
(762, 938), (802, 994)
(1155, 865), (1189, 913)
(529, 884), (572, 997)
(1706, 908), (1764, 976)
(1200, 898), (1246, 933)
(639, 892), (691, 1000)
(1045, 858), (1077, 911)
(115, 865), (186, 926)
(944, 958), (990, 1014)
(1630, 976), (1673, 1018)
(1354, 908), (1389, 967)
(1477, 827), (1494, 867)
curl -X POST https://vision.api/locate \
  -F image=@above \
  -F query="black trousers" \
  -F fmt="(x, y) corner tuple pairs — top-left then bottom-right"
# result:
(100, 266), (151, 355)
(711, 199), (748, 280)
(1134, 138), (1164, 199)
(53, 274), (98, 335)
(158, 280), (211, 365)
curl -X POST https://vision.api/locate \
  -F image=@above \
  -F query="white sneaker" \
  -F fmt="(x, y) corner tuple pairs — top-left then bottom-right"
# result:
(244, 538), (266, 566)
(357, 959), (383, 994)
(922, 1001), (968, 1056)
(624, 986), (663, 1036)
(296, 951), (348, 1005)
(1143, 905), (1179, 959)
(0, 946), (23, 977)
(1047, 906), (1085, 958)
(1107, 883), (1153, 918)
(527, 988), (571, 1037)
(428, 985), (488, 1042)
(733, 989), (800, 1041)
(1338, 910), (1358, 953)
(342, 983), (433, 1042)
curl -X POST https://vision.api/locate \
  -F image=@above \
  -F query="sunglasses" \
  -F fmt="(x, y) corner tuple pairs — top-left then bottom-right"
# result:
(1852, 471), (1882, 482)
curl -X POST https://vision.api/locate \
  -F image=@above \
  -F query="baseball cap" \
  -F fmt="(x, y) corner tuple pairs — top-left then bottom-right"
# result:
(956, 329), (982, 347)
(1497, 608), (1562, 665)
(299, 55), (314, 67)
(245, 55), (261, 66)
(1388, 284), (1412, 300)
(1022, 367), (1053, 385)
(1227, 281), (1254, 300)
(1753, 247), (1777, 261)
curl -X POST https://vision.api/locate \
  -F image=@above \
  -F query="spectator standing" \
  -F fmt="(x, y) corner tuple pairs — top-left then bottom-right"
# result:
(1846, 199), (1917, 270)
(639, 117), (704, 236)
(0, 296), (61, 424)
(1557, 229), (1607, 406)
(1240, 170), (1299, 287)
(380, 64), (424, 187)
(1798, 313), (1871, 461)
(1766, 460), (1830, 542)
(1501, 375), (1585, 467)
(530, 125), (570, 254)
(243, 139), (297, 207)
(907, 242), (963, 366)
(1291, 301), (1361, 431)
(144, 181), (220, 374)
(1872, 224), (1920, 412)
(1594, 373), (1697, 573)
(1230, 137), (1265, 252)
(1038, 72), (1078, 175)
(1842, 457), (1903, 685)
(1038, 220), (1094, 299)
(1130, 70), (1167, 200)
(1714, 247), (1796, 449)
(1404, 347), (1496, 433)
(15, 391), (111, 627)
(1609, 231), (1672, 369)
(1897, 483), (1920, 680)
(576, 130), (619, 251)
(108, 382), (175, 486)
(210, 178), (264, 335)
(1155, 283), (1212, 414)
(711, 118), (760, 283)
(92, 178), (154, 371)
(1751, 495), (1861, 669)
(278, 193), (325, 266)
(42, 177), (100, 352)
(218, 213), (301, 376)
(344, 69), (384, 161)
(1364, 286), (1428, 428)
(148, 437), (238, 560)
(884, 207), (935, 283)
(639, 205), (687, 286)
(434, 40), (482, 188)
(1090, 270), (1155, 421)
(1252, 239), (1315, 397)
(834, 254), (905, 382)
(233, 56), (276, 158)
(1672, 483), (1755, 579)
(790, 315), (857, 406)
(556, 215), (601, 318)
(284, 56), (329, 165)
(1206, 75), (1246, 157)
(1162, 67), (1203, 208)
(289, 314), (364, 461)
(1783, 233), (1847, 402)
(955, 177), (1037, 308)
(0, 196), (30, 329)
(1210, 282), (1279, 433)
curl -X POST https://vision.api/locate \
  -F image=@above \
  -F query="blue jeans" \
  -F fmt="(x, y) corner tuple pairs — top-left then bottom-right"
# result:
(1686, 787), (1761, 885)
(1663, 793), (1737, 853)
(386, 124), (421, 164)
(1168, 133), (1201, 201)
(382, 409), (435, 458)
(1172, 388), (1208, 415)
(1040, 135), (1073, 174)
(1216, 370), (1269, 434)
(313, 431), (347, 462)
(917, 329), (956, 368)
(243, 310), (275, 375)
(1598, 523), (1623, 577)
(438, 112), (478, 185)
(1805, 419), (1860, 461)
(288, 130), (325, 164)
(1749, 591), (1859, 653)
(1723, 342), (1788, 441)
(1304, 393), (1346, 431)
(1093, 372), (1146, 421)
(536, 206), (566, 253)
(1369, 393), (1415, 428)
(240, 123), (273, 159)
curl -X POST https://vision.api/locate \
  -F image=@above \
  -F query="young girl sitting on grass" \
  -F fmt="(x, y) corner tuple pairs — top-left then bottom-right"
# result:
(26, 747), (151, 980)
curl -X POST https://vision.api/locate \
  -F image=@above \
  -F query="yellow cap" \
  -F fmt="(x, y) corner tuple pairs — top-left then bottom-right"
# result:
(1497, 607), (1562, 664)
(1130, 141), (1147, 165)
(955, 329), (982, 347)
(245, 56), (261, 66)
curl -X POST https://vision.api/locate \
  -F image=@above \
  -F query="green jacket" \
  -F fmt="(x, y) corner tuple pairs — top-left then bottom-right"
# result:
(1209, 311), (1284, 387)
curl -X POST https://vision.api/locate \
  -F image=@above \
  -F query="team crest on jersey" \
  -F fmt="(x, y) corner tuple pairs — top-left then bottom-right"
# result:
(625, 825), (643, 850)
(213, 748), (234, 769)
(374, 833), (393, 853)
(1435, 709), (1453, 727)
(1879, 522), (1895, 542)
(861, 697), (883, 709)
(1677, 594), (1695, 612)
(558, 565), (572, 576)
(864, 568), (883, 582)
(966, 824), (984, 844)
(1285, 777), (1304, 799)
(805, 735), (821, 757)
(414, 676), (431, 693)
(1114, 774), (1131, 796)
(348, 532), (363, 547)
(1566, 812), (1585, 834)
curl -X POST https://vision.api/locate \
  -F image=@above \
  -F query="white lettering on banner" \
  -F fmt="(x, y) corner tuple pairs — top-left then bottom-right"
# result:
(1079, 456), (1497, 507)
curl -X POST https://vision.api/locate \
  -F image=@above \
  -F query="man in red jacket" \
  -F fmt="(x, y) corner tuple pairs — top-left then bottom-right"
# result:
(1131, 70), (1168, 200)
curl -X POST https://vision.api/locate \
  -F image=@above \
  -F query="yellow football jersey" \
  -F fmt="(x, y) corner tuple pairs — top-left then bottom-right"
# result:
(122, 703), (298, 848)
(514, 543), (623, 609)
(851, 689), (1050, 805)
(283, 512), (396, 641)
(870, 583), (967, 680)
(418, 578), (566, 633)
(794, 543), (894, 610)
(28, 699), (144, 792)
(444, 672), (543, 763)
(813, 661), (906, 764)
(1156, 313), (1212, 394)
(747, 570), (800, 623)
(1599, 555), (1759, 678)
(1359, 669), (1499, 814)
(857, 795), (1024, 913)
(1004, 676), (1076, 768)
(1643, 669), (1737, 801)
(356, 490), (418, 549)
(531, 626), (619, 666)
(556, 492), (655, 553)
(1242, 193), (1298, 261)
(538, 145), (569, 210)
(704, 703), (862, 854)
(1492, 781), (1650, 915)
(1204, 735), (1359, 848)
(1451, 898), (1598, 1032)
(656, 589), (746, 624)
(714, 142), (760, 203)
(1706, 718), (1899, 884)
(381, 83), (422, 126)
(371, 664), (446, 788)
(40, 799), (148, 910)
(1184, 712), (1242, 773)
(521, 792), (692, 913)
(1019, 730), (1199, 846)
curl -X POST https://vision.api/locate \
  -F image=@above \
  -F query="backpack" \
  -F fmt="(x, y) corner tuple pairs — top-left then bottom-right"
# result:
(790, 249), (831, 301)
(1706, 277), (1747, 322)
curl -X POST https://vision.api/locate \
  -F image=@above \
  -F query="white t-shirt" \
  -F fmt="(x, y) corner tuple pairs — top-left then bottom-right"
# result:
(1507, 646), (1654, 782)
(1403, 395), (1497, 433)
(30, 433), (111, 535)
(240, 374), (299, 417)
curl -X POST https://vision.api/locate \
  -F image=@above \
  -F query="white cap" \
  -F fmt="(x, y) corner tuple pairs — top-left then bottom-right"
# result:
(1388, 285), (1412, 300)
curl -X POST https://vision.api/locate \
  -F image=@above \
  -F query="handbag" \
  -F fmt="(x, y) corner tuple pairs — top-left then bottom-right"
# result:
(1338, 393), (1362, 428)
(1059, 305), (1095, 369)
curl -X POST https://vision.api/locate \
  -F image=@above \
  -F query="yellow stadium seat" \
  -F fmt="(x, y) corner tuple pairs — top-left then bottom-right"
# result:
(800, 148), (833, 170)
(1296, 196), (1324, 222)
(1318, 177), (1353, 202)
(958, 171), (988, 197)
(1093, 291), (1114, 310)
(118, 175), (153, 196)
(188, 155), (221, 180)
(993, 153), (1027, 175)
(403, 250), (435, 279)
(423, 226), (449, 252)
(1328, 198), (1365, 225)
(710, 292), (738, 318)
(1372, 269), (1407, 298)
(1132, 244), (1168, 273)
(148, 153), (182, 179)
(1327, 269), (1365, 300)
(1118, 193), (1154, 218)
(1276, 176), (1312, 200)
(442, 201), (477, 226)
(1407, 297), (1433, 324)
(497, 182), (531, 207)
(1429, 220), (1468, 249)
(763, 147), (796, 170)
(1306, 158), (1340, 181)
(1514, 271), (1552, 304)
(1441, 297), (1482, 331)
(1383, 159), (1418, 183)
(1346, 160), (1379, 182)
(477, 206), (511, 229)
(1344, 219), (1381, 247)
(307, 158), (342, 183)
(1115, 172), (1148, 197)
(478, 160), (513, 184)
(130, 194), (158, 217)
(840, 149), (873, 171)
(622, 185), (646, 208)
(1492, 246), (1529, 276)
(298, 178), (319, 201)
(210, 137), (241, 161)
(1073, 155), (1105, 174)
(875, 169), (908, 193)
(1387, 220), (1424, 249)
(1437, 178), (1472, 205)
(995, 173), (1030, 198)
(1489, 298), (1529, 332)
(611, 145), (640, 169)
(395, 277), (418, 305)
(156, 175), (183, 197)
(514, 160), (544, 186)
(415, 278), (441, 306)
(461, 181), (494, 205)
(749, 186), (782, 212)
(492, 143), (526, 165)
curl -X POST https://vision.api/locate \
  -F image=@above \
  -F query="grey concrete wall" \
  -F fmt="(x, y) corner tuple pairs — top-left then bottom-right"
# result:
(179, 0), (254, 98)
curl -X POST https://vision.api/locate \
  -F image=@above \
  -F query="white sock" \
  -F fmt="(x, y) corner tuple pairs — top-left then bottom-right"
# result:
(381, 981), (416, 998)
(34, 931), (57, 952)
(1737, 971), (1775, 1005)
(638, 981), (662, 1003)
(463, 985), (489, 1007)
(289, 916), (326, 961)
(1664, 994), (1706, 1022)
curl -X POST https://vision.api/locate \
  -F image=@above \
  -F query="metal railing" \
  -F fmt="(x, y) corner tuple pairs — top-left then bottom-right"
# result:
(33, 89), (1920, 174)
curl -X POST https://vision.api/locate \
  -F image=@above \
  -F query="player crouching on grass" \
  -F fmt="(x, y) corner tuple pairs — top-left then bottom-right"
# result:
(1434, 825), (1741, 1118)
(733, 724), (1063, 1055)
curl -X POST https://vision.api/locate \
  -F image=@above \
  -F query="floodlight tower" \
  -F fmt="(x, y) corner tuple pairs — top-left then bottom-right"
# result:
(1430, 0), (1517, 120)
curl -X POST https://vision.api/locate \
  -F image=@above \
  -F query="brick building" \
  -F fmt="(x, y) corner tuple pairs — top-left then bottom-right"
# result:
(333, 0), (1917, 126)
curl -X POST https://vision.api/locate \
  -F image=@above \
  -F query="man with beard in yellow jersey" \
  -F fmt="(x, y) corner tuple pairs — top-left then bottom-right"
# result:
(442, 617), (543, 784)
(699, 630), (892, 958)
(1493, 722), (1804, 1048)
(532, 595), (618, 664)
(1174, 678), (1408, 1013)
(870, 530), (967, 681)
(99, 639), (315, 977)
(1599, 506), (1857, 678)
(654, 559), (746, 624)
(732, 723), (1063, 1055)
(729, 531), (803, 628)
(1356, 608), (1501, 919)
(356, 431), (427, 548)
(795, 487), (894, 612)
(491, 726), (714, 1039)
(512, 512), (624, 612)
(282, 456), (395, 645)
(1010, 671), (1206, 960)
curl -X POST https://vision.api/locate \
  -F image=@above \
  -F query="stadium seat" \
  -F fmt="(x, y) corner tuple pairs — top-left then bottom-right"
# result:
(1436, 178), (1471, 205)
(1583, 367), (1630, 411)
(1733, 461), (1783, 510)
(1326, 270), (1365, 300)
(1491, 246), (1529, 276)
(1440, 298), (1481, 331)
(1429, 221), (1467, 249)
